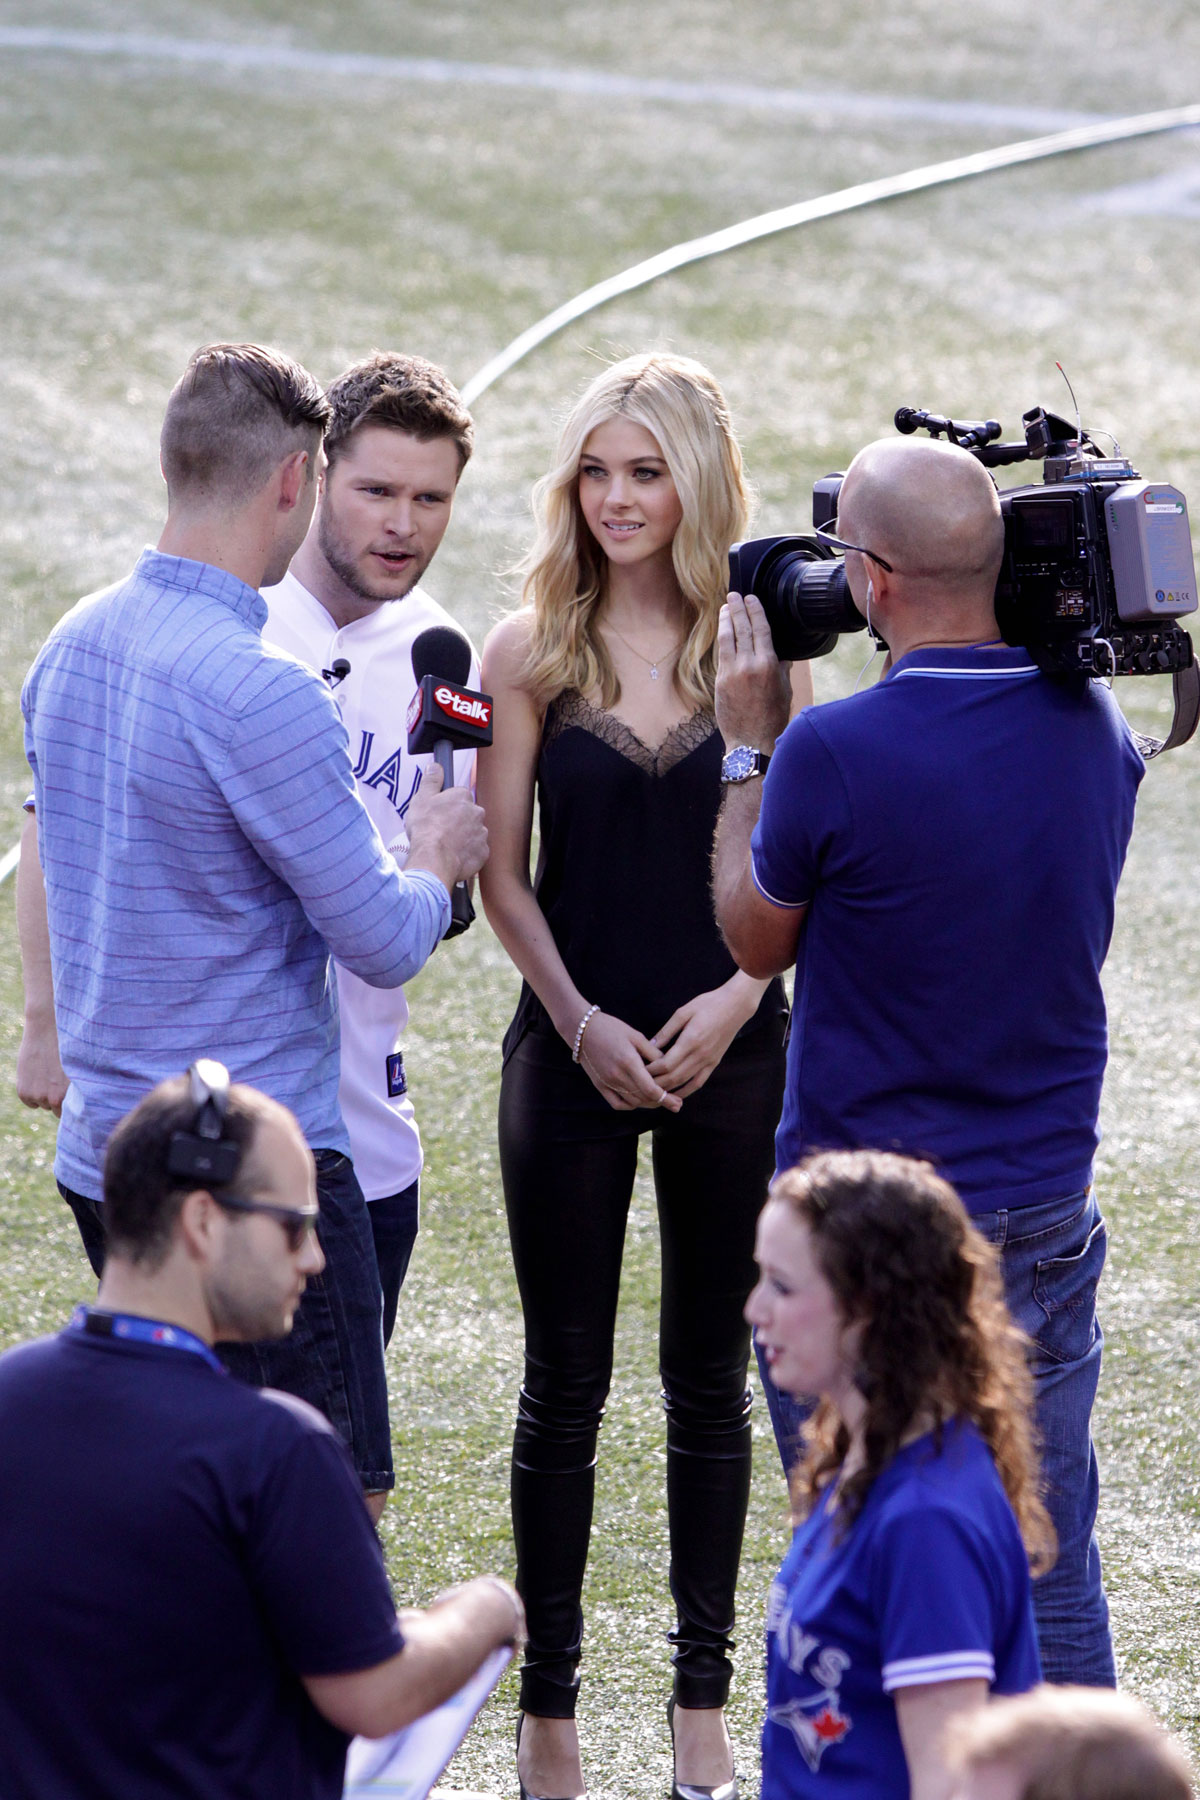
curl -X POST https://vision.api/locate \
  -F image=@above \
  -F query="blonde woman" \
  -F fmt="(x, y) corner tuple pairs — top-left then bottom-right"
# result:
(479, 354), (810, 1800)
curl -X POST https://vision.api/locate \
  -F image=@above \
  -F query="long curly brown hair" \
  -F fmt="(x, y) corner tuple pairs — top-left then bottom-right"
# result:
(774, 1149), (1056, 1575)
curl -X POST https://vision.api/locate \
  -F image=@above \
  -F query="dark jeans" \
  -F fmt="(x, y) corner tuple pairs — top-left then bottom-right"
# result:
(500, 1018), (786, 1717)
(758, 1186), (1115, 1688)
(369, 1177), (420, 1348)
(59, 1148), (394, 1492)
(60, 1182), (106, 1277)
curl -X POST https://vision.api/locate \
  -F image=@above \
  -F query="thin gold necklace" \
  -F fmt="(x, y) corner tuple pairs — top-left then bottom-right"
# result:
(604, 620), (687, 682)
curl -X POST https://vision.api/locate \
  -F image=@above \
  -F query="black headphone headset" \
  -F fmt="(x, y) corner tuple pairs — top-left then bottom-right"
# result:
(166, 1059), (243, 1187)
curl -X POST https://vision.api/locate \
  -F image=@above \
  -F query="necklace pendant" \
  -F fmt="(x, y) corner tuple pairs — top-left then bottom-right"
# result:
(650, 665), (660, 679)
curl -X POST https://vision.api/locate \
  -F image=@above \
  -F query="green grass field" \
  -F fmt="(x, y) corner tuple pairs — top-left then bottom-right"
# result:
(3, 4), (1200, 1793)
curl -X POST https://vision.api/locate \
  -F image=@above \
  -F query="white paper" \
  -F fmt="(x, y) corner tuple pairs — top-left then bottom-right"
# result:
(342, 1645), (512, 1798)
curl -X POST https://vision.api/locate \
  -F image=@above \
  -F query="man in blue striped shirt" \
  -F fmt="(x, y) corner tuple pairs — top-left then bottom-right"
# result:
(21, 343), (488, 1511)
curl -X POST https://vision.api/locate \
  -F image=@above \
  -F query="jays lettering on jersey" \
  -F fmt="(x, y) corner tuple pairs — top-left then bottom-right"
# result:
(263, 571), (480, 1200)
(761, 1422), (1040, 1798)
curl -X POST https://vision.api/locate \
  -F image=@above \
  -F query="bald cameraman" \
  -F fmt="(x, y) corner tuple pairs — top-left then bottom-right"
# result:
(713, 436), (1145, 1686)
(0, 1068), (522, 1800)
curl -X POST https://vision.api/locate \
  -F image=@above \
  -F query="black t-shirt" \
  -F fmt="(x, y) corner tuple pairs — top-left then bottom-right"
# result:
(0, 1330), (405, 1799)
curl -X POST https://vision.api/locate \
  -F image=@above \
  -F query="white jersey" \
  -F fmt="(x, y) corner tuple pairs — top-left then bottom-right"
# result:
(262, 570), (480, 1200)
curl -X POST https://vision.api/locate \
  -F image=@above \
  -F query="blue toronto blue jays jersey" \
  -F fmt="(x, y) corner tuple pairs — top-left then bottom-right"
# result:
(761, 1420), (1040, 1797)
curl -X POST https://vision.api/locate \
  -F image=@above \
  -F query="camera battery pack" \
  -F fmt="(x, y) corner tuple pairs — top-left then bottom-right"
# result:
(1105, 483), (1197, 623)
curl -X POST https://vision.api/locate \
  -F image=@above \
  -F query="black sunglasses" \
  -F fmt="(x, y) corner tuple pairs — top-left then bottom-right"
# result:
(214, 1193), (319, 1252)
(814, 519), (896, 575)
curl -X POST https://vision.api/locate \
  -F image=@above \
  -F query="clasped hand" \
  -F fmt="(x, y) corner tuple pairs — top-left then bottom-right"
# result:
(579, 985), (757, 1111)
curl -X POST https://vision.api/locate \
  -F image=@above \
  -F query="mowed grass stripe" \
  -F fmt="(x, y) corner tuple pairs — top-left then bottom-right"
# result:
(0, 27), (1100, 134)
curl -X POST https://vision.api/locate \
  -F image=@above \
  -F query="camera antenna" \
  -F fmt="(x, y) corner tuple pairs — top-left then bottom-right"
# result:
(1055, 361), (1084, 456)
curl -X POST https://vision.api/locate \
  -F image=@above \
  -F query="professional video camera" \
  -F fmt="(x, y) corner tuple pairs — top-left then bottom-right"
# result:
(728, 402), (1199, 752)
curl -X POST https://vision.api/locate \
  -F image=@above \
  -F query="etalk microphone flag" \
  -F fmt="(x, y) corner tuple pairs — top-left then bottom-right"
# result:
(406, 627), (494, 755)
(406, 627), (494, 940)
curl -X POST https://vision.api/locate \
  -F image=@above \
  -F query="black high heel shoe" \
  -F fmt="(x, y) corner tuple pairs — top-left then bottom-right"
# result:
(516, 1712), (587, 1800)
(666, 1695), (739, 1800)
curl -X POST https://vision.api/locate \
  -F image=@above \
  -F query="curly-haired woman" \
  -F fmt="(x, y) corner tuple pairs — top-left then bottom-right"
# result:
(746, 1150), (1053, 1800)
(479, 353), (810, 1800)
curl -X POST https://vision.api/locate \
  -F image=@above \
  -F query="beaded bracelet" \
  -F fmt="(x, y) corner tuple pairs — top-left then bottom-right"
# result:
(571, 1004), (600, 1063)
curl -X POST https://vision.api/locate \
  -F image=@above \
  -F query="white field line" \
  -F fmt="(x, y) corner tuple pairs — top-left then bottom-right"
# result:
(0, 25), (1099, 135)
(3, 82), (1198, 883)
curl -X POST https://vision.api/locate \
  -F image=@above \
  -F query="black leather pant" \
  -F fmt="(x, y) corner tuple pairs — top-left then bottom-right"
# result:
(499, 1017), (786, 1717)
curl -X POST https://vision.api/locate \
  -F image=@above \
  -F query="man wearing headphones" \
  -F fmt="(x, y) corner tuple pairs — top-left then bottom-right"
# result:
(712, 436), (1144, 1687)
(0, 1067), (522, 1800)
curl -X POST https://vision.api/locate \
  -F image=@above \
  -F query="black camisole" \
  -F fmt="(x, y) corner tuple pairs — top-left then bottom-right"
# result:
(503, 690), (786, 1055)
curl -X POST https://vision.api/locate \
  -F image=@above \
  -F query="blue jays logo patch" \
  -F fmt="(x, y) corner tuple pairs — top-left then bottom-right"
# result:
(767, 1694), (853, 1773)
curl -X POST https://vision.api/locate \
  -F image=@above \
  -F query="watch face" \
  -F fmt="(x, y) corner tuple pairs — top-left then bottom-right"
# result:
(722, 746), (757, 782)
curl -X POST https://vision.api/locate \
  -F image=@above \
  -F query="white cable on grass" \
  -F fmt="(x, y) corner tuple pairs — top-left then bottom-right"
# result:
(460, 102), (1200, 403)
(3, 99), (1199, 886)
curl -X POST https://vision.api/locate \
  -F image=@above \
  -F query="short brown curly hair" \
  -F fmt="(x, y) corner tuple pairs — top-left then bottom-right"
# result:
(773, 1149), (1056, 1574)
(323, 352), (474, 471)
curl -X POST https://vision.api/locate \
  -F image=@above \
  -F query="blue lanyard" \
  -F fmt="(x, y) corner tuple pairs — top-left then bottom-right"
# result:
(68, 1304), (228, 1375)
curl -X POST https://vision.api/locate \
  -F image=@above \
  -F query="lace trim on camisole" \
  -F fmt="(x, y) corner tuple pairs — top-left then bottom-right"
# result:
(544, 690), (716, 778)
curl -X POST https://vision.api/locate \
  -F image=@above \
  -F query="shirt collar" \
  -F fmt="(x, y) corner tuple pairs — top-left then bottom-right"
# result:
(277, 570), (431, 645)
(135, 548), (267, 632)
(885, 641), (1039, 680)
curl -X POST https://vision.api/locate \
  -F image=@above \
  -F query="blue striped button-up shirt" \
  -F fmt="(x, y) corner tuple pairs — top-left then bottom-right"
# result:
(22, 549), (450, 1198)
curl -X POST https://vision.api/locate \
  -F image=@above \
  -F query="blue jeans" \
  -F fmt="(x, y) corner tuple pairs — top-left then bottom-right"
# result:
(369, 1178), (420, 1349)
(758, 1188), (1115, 1687)
(61, 1149), (394, 1492)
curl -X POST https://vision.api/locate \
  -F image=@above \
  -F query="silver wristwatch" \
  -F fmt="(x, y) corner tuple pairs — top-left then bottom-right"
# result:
(720, 745), (772, 783)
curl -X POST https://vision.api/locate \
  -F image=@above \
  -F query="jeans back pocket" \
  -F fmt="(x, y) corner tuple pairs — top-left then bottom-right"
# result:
(1031, 1215), (1107, 1366)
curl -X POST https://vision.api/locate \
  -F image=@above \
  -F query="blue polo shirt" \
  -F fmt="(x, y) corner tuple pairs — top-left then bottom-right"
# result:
(0, 1324), (405, 1799)
(22, 550), (450, 1197)
(762, 1421), (1040, 1799)
(751, 644), (1143, 1210)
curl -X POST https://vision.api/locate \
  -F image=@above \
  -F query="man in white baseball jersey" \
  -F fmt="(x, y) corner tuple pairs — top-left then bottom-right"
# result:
(263, 352), (480, 1343)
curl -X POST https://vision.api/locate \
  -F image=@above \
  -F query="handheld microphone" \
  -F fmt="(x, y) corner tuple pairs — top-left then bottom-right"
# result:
(407, 627), (494, 939)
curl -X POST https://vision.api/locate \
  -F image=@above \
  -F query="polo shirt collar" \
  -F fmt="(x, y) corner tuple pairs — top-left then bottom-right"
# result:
(885, 641), (1039, 681)
(134, 548), (267, 631)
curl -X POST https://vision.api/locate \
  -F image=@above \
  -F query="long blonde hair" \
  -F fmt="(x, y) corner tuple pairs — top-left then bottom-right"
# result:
(517, 353), (751, 711)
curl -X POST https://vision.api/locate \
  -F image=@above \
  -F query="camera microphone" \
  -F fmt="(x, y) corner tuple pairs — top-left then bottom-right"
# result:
(407, 627), (494, 940)
(895, 408), (1002, 451)
(323, 658), (351, 686)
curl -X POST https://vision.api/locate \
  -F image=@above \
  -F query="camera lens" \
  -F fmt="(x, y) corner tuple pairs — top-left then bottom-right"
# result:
(729, 536), (866, 661)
